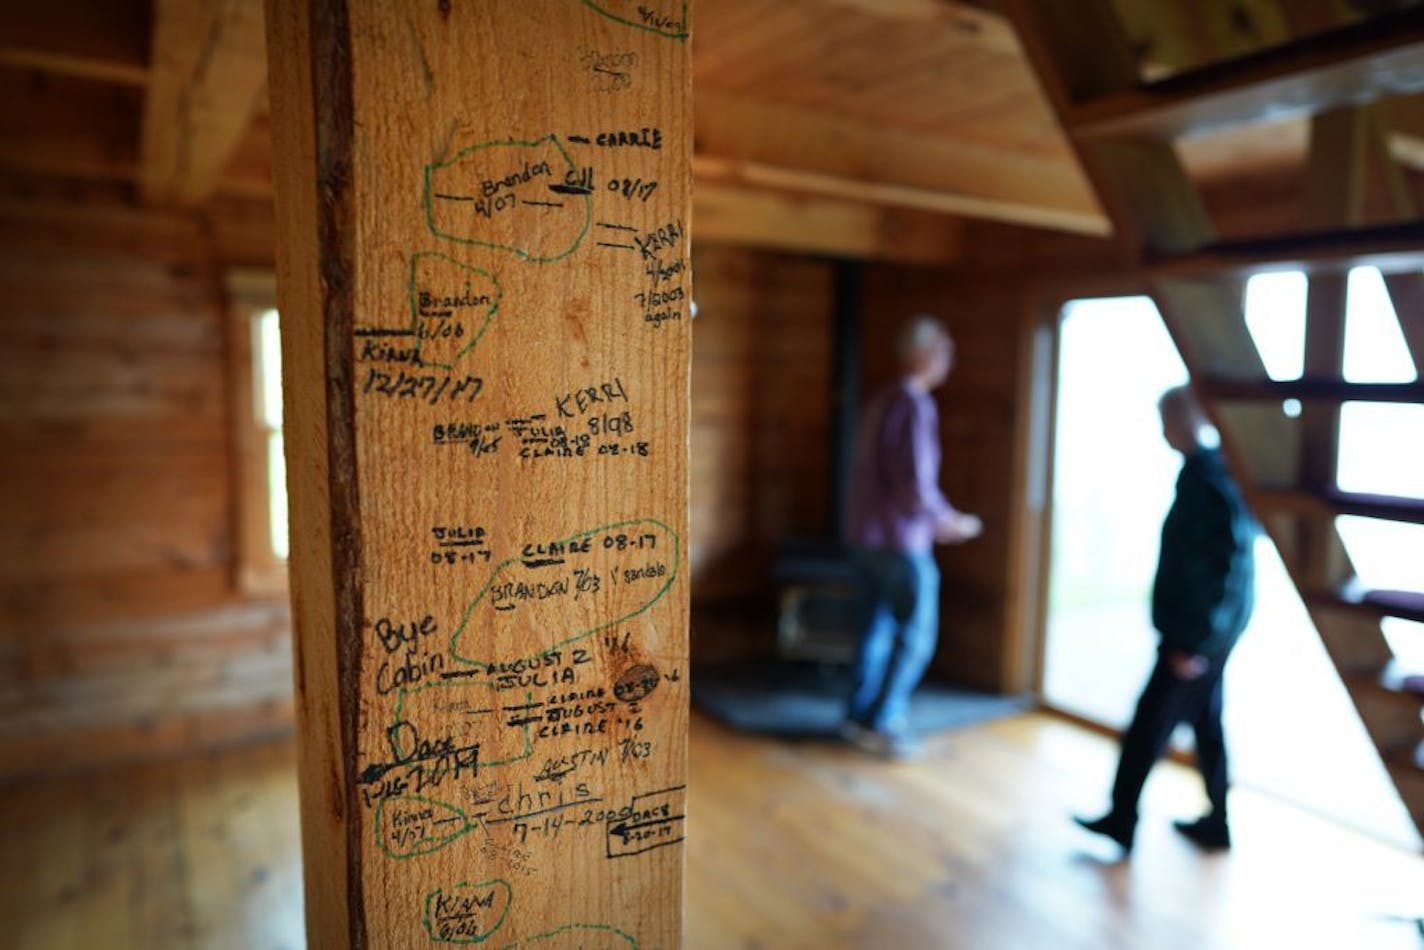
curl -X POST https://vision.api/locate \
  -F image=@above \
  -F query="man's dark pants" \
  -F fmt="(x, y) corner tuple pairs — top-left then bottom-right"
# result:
(1111, 648), (1230, 828)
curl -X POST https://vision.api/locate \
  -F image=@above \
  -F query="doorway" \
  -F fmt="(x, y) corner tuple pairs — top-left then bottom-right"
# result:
(1040, 288), (1421, 849)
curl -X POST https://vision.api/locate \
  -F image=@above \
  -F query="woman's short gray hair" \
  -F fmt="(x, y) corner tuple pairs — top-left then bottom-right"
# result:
(897, 314), (951, 364)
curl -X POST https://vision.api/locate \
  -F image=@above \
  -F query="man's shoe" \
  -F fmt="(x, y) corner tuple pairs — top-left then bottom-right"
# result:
(1173, 816), (1231, 851)
(839, 721), (922, 760)
(1073, 812), (1135, 852)
(838, 720), (890, 756)
(882, 731), (923, 761)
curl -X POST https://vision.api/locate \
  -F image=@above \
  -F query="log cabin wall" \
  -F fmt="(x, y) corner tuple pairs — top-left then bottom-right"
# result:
(0, 191), (290, 781)
(687, 244), (839, 663)
(689, 245), (834, 604)
(0, 196), (841, 778)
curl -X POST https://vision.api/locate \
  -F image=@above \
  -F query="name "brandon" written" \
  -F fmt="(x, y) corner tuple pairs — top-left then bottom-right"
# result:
(480, 161), (552, 197)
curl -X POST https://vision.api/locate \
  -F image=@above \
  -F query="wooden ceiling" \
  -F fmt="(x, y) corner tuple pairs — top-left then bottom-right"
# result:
(695, 1), (1065, 155)
(0, 0), (1417, 256)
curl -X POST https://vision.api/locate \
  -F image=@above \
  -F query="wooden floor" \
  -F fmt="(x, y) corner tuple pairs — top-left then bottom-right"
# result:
(3, 712), (1422, 949)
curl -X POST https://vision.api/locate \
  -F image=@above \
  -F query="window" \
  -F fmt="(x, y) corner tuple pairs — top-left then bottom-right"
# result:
(227, 271), (288, 595)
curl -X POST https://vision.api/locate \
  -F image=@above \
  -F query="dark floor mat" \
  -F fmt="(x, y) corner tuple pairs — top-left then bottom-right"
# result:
(691, 660), (1029, 739)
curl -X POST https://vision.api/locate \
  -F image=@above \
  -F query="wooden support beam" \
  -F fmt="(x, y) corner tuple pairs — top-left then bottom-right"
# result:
(1253, 487), (1424, 524)
(0, 0), (149, 86)
(1296, 108), (1368, 587)
(1198, 377), (1424, 402)
(0, 47), (147, 87)
(266, 0), (691, 945)
(1363, 99), (1424, 376)
(1114, 0), (1292, 78)
(692, 180), (965, 263)
(1145, 220), (1424, 277)
(1003, 0), (1139, 108)
(1382, 93), (1424, 171)
(1307, 588), (1424, 624)
(1383, 270), (1424, 374)
(693, 90), (1108, 235)
(0, 66), (272, 198)
(140, 0), (267, 207)
(693, 155), (1100, 236)
(0, 67), (142, 185)
(1068, 9), (1424, 140)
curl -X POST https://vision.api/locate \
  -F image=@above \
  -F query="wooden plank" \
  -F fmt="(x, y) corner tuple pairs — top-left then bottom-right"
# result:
(206, 195), (279, 266)
(0, 48), (147, 87)
(694, 154), (1104, 236)
(1001, 0), (1139, 109)
(1383, 270), (1424, 374)
(1069, 9), (1424, 139)
(1303, 107), (1370, 227)
(1112, 0), (1304, 81)
(0, 567), (235, 629)
(1296, 108), (1366, 586)
(20, 599), (289, 679)
(0, 696), (296, 781)
(1197, 376), (1424, 402)
(1367, 101), (1424, 375)
(266, 1), (691, 946)
(0, 0), (150, 86)
(1089, 138), (1217, 254)
(692, 179), (964, 263)
(1382, 91), (1424, 172)
(1253, 486), (1424, 523)
(0, 66), (142, 185)
(693, 90), (1107, 234)
(7, 715), (1424, 946)
(1306, 588), (1424, 624)
(140, 0), (267, 207)
(1146, 220), (1424, 277)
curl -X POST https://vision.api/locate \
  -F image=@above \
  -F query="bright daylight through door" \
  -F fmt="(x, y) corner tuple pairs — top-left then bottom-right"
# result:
(1043, 270), (1423, 848)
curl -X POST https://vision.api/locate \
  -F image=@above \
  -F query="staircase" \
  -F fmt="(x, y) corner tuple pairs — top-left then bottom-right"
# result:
(1005, 0), (1424, 840)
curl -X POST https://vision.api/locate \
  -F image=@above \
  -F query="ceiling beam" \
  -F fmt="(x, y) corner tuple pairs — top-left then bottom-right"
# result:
(694, 90), (1108, 234)
(0, 70), (270, 200)
(0, 71), (142, 186)
(0, 0), (149, 86)
(693, 180), (965, 263)
(817, 0), (1023, 55)
(1382, 93), (1424, 172)
(138, 0), (266, 207)
(0, 48), (147, 86)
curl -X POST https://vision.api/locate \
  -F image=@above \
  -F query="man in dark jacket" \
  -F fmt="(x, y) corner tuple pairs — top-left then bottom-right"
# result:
(1076, 384), (1256, 853)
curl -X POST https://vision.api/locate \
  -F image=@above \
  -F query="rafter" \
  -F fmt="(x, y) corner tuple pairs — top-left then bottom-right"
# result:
(694, 91), (1107, 234)
(138, 0), (267, 207)
(693, 179), (964, 263)
(0, 0), (148, 86)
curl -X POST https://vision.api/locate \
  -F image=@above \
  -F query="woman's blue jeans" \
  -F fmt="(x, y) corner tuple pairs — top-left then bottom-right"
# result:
(846, 548), (940, 735)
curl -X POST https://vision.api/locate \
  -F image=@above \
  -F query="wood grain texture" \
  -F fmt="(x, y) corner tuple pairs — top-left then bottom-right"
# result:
(266, 1), (691, 946)
(687, 246), (834, 606)
(140, 0), (268, 206)
(0, 0), (150, 86)
(0, 191), (295, 781)
(5, 714), (1424, 949)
